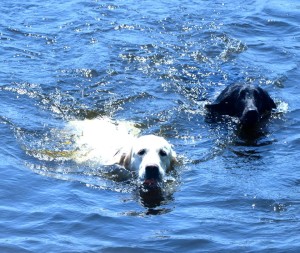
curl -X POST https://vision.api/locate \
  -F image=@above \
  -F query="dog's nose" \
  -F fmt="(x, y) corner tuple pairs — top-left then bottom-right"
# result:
(241, 109), (259, 126)
(145, 165), (160, 180)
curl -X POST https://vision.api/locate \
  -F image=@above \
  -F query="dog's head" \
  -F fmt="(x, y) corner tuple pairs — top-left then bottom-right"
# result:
(206, 84), (276, 127)
(236, 86), (276, 126)
(117, 135), (177, 186)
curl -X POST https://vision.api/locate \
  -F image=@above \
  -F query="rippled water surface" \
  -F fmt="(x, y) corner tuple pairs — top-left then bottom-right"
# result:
(1, 0), (300, 252)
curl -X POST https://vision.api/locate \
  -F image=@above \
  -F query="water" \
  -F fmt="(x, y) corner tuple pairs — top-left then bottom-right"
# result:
(1, 0), (299, 252)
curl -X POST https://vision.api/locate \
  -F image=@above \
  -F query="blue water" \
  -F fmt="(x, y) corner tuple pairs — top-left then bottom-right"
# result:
(1, 0), (300, 252)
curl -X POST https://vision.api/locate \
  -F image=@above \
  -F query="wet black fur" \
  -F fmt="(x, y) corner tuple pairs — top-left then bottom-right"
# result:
(205, 83), (276, 127)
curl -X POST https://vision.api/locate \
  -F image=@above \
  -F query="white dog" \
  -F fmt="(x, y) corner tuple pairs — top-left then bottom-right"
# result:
(114, 135), (177, 185)
(69, 118), (177, 185)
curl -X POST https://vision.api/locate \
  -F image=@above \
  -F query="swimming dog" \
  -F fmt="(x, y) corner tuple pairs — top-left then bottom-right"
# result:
(69, 118), (177, 186)
(115, 134), (177, 187)
(205, 83), (276, 127)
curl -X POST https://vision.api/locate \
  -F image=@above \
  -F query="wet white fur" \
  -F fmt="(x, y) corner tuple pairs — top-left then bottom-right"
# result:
(68, 118), (176, 180)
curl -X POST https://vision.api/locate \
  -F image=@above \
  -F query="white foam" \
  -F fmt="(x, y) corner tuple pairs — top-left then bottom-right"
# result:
(276, 101), (289, 114)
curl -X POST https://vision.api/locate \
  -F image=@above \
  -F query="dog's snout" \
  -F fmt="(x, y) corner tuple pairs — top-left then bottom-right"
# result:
(241, 109), (259, 126)
(145, 165), (160, 180)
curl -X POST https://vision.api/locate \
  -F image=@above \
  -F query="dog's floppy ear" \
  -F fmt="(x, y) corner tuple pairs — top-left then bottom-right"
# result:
(206, 84), (243, 114)
(115, 148), (132, 169)
(165, 150), (178, 173)
(169, 147), (178, 169)
(205, 103), (222, 111)
(258, 87), (277, 110)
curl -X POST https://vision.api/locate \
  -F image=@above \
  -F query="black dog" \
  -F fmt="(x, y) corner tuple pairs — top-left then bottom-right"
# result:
(205, 83), (276, 127)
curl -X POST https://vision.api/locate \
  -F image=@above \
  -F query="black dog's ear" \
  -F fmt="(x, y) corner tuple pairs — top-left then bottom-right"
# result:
(258, 87), (277, 110)
(205, 102), (231, 114)
(205, 103), (219, 110)
(205, 101), (235, 116)
(269, 97), (276, 109)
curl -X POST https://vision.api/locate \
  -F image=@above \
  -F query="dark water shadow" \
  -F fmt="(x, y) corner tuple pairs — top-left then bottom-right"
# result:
(138, 184), (173, 209)
(139, 185), (165, 208)
(125, 184), (175, 216)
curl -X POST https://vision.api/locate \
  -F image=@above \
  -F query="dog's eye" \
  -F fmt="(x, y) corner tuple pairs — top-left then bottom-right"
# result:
(137, 149), (146, 156)
(159, 149), (167, 157)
